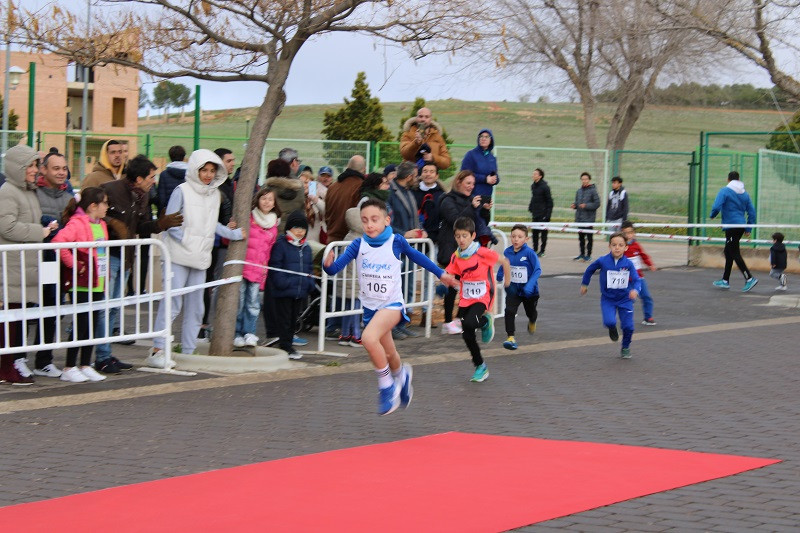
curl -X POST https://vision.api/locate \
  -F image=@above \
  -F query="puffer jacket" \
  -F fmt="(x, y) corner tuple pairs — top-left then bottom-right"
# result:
(267, 235), (315, 299)
(51, 211), (109, 290)
(242, 213), (278, 289)
(573, 184), (600, 223)
(460, 128), (499, 198)
(528, 178), (553, 220)
(0, 145), (44, 304)
(436, 190), (493, 266)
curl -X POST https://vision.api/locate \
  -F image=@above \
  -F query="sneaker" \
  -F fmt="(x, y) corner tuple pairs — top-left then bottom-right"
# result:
(145, 349), (177, 369)
(583, 255), (592, 262)
(537, 251), (545, 258)
(325, 329), (342, 340)
(641, 318), (657, 326)
(442, 321), (462, 335)
(528, 322), (537, 335)
(348, 337), (363, 348)
(377, 382), (400, 416)
(287, 350), (303, 360)
(13, 358), (33, 378)
(481, 312), (494, 344)
(503, 336), (518, 350)
(95, 359), (122, 375)
(742, 278), (759, 292)
(608, 326), (619, 342)
(33, 364), (62, 378)
(399, 363), (413, 408)
(775, 285), (787, 291)
(260, 337), (279, 347)
(780, 273), (787, 286)
(338, 335), (352, 346)
(470, 363), (489, 382)
(400, 325), (419, 338)
(292, 336), (309, 346)
(712, 279), (730, 289)
(573, 255), (584, 261)
(391, 327), (408, 340)
(233, 336), (246, 348)
(620, 348), (632, 359)
(244, 333), (259, 347)
(110, 356), (133, 370)
(60, 366), (89, 383)
(80, 366), (107, 382)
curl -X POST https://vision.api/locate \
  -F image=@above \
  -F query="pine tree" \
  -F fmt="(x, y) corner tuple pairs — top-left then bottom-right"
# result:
(0, 94), (19, 131)
(322, 72), (391, 171)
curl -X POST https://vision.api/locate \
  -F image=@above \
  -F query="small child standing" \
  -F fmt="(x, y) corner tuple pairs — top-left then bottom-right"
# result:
(580, 232), (641, 359)
(268, 210), (316, 360)
(446, 217), (511, 382)
(234, 188), (281, 347)
(497, 224), (541, 350)
(324, 199), (457, 415)
(770, 232), (788, 291)
(52, 187), (110, 383)
(621, 221), (658, 325)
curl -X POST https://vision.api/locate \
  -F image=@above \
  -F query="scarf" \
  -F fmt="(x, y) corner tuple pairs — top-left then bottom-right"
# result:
(455, 241), (480, 259)
(418, 181), (437, 192)
(252, 209), (277, 230)
(362, 225), (393, 247)
(36, 176), (69, 191)
(285, 230), (307, 247)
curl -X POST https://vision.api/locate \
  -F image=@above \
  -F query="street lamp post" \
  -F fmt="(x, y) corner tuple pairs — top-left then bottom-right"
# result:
(1, 60), (24, 173)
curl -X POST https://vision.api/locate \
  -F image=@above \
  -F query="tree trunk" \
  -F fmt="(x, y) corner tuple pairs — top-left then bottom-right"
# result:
(209, 61), (290, 357)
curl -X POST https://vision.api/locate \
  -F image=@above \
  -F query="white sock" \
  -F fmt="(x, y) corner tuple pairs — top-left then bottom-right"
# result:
(376, 365), (393, 389)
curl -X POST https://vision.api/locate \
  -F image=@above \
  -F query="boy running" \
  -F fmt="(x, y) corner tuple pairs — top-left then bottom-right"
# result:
(324, 199), (457, 416)
(621, 221), (657, 325)
(580, 232), (641, 359)
(446, 217), (511, 382)
(497, 224), (541, 350)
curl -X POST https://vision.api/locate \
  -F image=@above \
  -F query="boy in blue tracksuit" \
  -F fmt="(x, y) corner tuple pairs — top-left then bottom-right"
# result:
(580, 232), (642, 359)
(497, 225), (542, 350)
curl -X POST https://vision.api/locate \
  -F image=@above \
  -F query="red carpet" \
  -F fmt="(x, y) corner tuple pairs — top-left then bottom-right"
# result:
(0, 432), (779, 532)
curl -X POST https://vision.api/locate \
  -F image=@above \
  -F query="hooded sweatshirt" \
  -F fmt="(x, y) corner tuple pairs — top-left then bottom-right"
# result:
(83, 140), (125, 188)
(460, 128), (499, 199)
(710, 179), (756, 230)
(0, 145), (44, 304)
(161, 149), (243, 269)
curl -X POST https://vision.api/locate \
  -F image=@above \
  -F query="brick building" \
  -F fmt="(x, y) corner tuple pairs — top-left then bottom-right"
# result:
(3, 50), (139, 183)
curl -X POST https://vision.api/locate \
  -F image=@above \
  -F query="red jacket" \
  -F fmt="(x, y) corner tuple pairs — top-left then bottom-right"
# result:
(52, 211), (108, 289)
(624, 240), (653, 277)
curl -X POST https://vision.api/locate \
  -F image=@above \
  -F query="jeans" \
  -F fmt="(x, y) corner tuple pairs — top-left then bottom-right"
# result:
(235, 281), (262, 337)
(95, 254), (129, 362)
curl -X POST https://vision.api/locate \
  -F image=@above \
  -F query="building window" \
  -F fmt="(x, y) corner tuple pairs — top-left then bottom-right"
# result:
(112, 98), (126, 128)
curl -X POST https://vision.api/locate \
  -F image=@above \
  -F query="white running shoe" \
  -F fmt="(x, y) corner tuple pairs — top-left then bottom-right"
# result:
(60, 367), (89, 383)
(233, 336), (246, 347)
(243, 333), (259, 347)
(33, 363), (62, 378)
(79, 366), (107, 382)
(442, 321), (463, 335)
(13, 358), (34, 378)
(145, 349), (177, 369)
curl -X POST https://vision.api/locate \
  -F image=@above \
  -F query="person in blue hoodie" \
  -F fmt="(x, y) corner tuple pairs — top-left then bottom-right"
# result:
(710, 171), (758, 292)
(460, 129), (499, 224)
(580, 232), (642, 359)
(497, 225), (542, 350)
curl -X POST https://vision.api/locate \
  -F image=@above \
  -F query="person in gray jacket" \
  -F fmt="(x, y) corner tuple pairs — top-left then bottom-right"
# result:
(570, 172), (600, 261)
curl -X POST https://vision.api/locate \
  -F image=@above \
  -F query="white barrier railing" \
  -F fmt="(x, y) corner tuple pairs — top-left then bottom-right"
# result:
(490, 229), (509, 321)
(316, 238), (438, 353)
(0, 238), (178, 372)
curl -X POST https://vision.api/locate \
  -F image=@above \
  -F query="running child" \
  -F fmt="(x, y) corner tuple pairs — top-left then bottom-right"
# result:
(324, 198), (458, 416)
(497, 224), (541, 350)
(52, 187), (110, 383)
(770, 232), (788, 291)
(621, 221), (657, 325)
(234, 188), (280, 347)
(268, 210), (315, 360)
(446, 217), (511, 382)
(580, 232), (641, 359)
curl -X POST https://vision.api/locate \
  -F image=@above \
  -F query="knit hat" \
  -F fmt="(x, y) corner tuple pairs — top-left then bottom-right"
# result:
(383, 164), (397, 176)
(285, 210), (308, 231)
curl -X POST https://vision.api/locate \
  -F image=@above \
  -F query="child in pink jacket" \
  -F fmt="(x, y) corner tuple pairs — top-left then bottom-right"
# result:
(52, 187), (110, 383)
(234, 188), (281, 347)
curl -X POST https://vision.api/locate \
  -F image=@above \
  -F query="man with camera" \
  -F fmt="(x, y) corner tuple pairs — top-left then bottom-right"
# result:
(400, 107), (451, 171)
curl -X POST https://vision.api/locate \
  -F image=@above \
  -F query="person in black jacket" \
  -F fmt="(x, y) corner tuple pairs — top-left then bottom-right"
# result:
(769, 232), (788, 291)
(527, 168), (553, 257)
(413, 161), (447, 242)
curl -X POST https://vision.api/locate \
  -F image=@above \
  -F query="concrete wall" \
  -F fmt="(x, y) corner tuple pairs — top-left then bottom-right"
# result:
(689, 244), (800, 274)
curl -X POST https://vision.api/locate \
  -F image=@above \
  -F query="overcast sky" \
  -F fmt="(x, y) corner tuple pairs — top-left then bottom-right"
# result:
(25, 0), (784, 111)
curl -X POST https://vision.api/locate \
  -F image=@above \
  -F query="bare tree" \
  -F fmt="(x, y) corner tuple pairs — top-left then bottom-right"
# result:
(20, 0), (480, 356)
(652, 0), (800, 99)
(491, 0), (702, 151)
